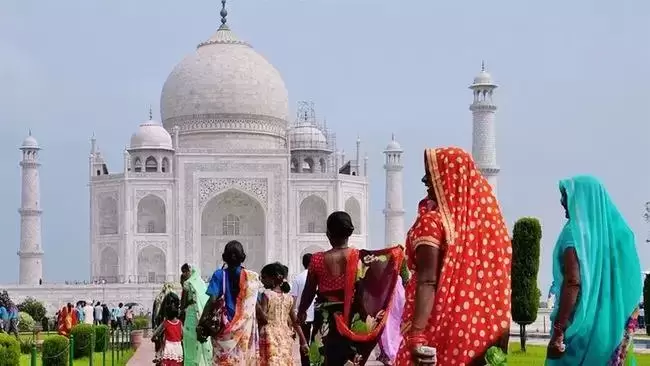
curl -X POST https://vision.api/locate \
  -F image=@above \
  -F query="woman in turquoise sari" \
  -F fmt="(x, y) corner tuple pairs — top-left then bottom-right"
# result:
(181, 264), (213, 365)
(546, 175), (641, 365)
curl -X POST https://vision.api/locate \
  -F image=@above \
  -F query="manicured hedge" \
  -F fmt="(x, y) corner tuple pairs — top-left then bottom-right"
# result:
(94, 325), (110, 352)
(0, 333), (20, 366)
(70, 324), (94, 359)
(42, 335), (69, 366)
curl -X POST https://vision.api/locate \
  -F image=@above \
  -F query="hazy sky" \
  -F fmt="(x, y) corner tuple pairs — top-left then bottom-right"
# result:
(1, 0), (648, 292)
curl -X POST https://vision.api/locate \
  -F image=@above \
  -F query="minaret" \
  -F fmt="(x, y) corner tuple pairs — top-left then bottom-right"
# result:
(383, 134), (405, 247)
(470, 62), (500, 196)
(18, 131), (44, 285)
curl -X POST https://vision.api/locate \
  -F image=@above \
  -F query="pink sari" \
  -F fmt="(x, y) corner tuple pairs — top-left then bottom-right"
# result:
(379, 277), (405, 362)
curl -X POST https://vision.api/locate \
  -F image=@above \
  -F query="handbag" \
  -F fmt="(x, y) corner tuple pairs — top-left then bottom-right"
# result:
(197, 269), (230, 343)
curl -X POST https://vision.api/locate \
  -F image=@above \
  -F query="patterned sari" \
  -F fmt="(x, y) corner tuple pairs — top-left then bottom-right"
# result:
(396, 147), (512, 366)
(308, 246), (404, 365)
(208, 268), (260, 366)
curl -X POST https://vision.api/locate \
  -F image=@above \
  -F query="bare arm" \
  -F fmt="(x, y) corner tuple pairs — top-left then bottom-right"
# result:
(298, 271), (317, 315)
(256, 293), (269, 327)
(289, 298), (308, 346)
(553, 247), (581, 334)
(411, 244), (442, 332)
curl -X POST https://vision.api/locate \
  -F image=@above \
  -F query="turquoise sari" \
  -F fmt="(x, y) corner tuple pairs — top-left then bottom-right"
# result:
(547, 175), (641, 365)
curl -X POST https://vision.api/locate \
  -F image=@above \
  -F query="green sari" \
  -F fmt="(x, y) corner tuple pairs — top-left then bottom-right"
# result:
(183, 268), (213, 366)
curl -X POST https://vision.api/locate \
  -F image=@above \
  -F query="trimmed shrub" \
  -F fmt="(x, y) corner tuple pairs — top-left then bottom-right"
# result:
(94, 325), (110, 352)
(42, 335), (69, 366)
(0, 333), (20, 366)
(70, 324), (94, 359)
(17, 297), (46, 322)
(133, 316), (149, 330)
(17, 312), (35, 332)
(19, 339), (34, 355)
(511, 217), (542, 352)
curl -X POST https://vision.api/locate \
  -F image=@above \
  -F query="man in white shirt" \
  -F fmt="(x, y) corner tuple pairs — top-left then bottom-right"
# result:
(291, 253), (315, 366)
(83, 300), (94, 325)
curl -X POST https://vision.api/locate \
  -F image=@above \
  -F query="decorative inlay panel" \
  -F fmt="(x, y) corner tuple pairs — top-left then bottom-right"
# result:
(183, 162), (286, 264)
(135, 190), (166, 201)
(199, 178), (268, 209)
(298, 191), (327, 203)
(134, 240), (167, 251)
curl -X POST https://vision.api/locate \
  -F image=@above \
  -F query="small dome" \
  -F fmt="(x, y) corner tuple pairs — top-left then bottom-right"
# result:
(473, 70), (493, 85)
(289, 123), (328, 151)
(129, 120), (173, 150)
(384, 135), (402, 151)
(21, 134), (39, 149)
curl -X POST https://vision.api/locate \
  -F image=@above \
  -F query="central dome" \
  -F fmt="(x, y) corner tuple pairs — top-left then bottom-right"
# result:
(160, 23), (289, 145)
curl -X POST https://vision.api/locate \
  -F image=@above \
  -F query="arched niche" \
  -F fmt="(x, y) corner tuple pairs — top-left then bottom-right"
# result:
(345, 197), (362, 235)
(200, 189), (265, 277)
(299, 195), (327, 233)
(137, 194), (166, 233)
(99, 247), (119, 283)
(145, 156), (158, 173)
(137, 246), (166, 283)
(98, 196), (118, 235)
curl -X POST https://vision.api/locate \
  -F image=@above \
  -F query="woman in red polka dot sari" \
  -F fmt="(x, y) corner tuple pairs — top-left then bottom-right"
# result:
(395, 147), (512, 366)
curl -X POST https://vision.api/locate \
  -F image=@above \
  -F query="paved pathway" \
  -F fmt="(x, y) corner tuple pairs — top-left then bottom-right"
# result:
(126, 339), (155, 366)
(126, 338), (384, 365)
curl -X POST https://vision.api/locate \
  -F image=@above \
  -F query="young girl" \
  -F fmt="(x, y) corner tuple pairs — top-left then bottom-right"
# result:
(257, 262), (308, 365)
(152, 294), (183, 366)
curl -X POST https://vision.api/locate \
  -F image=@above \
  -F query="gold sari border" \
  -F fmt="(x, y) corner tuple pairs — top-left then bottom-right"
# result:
(426, 149), (456, 247)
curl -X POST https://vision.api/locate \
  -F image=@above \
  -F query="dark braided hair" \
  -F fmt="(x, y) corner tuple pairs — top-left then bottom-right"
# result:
(222, 240), (246, 298)
(261, 262), (291, 293)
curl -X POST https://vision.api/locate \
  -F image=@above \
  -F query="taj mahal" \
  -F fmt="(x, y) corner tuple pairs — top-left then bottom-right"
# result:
(3, 3), (501, 312)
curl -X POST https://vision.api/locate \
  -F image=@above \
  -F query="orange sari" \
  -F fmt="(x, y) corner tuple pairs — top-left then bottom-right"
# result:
(396, 147), (512, 366)
(57, 306), (77, 337)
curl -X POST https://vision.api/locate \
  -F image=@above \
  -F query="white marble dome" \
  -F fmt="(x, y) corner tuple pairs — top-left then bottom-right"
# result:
(21, 134), (39, 149)
(290, 123), (328, 151)
(129, 119), (173, 150)
(472, 70), (494, 85)
(160, 24), (289, 130)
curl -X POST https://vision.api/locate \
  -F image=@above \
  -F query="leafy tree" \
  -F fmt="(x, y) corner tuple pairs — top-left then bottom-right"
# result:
(17, 297), (46, 323)
(643, 275), (650, 335)
(511, 217), (542, 352)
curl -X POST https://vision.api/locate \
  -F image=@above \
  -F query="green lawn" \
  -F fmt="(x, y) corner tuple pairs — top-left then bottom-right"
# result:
(19, 349), (134, 366)
(508, 344), (650, 365)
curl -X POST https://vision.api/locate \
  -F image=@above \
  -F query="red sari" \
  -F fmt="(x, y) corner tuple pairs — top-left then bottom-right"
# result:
(396, 147), (512, 366)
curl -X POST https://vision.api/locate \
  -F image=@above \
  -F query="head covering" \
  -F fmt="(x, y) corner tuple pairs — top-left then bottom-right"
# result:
(551, 175), (641, 363)
(423, 147), (512, 362)
(186, 267), (210, 312)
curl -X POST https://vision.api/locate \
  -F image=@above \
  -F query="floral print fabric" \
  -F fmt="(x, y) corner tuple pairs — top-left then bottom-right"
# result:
(258, 290), (295, 366)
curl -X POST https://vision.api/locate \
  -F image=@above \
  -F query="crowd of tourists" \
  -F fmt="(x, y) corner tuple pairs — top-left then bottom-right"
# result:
(141, 147), (643, 365)
(56, 301), (136, 336)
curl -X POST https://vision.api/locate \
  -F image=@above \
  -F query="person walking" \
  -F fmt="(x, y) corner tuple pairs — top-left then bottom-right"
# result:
(291, 253), (315, 366)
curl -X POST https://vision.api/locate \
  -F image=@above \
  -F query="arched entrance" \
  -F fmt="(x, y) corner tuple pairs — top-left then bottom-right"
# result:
(201, 189), (265, 277)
